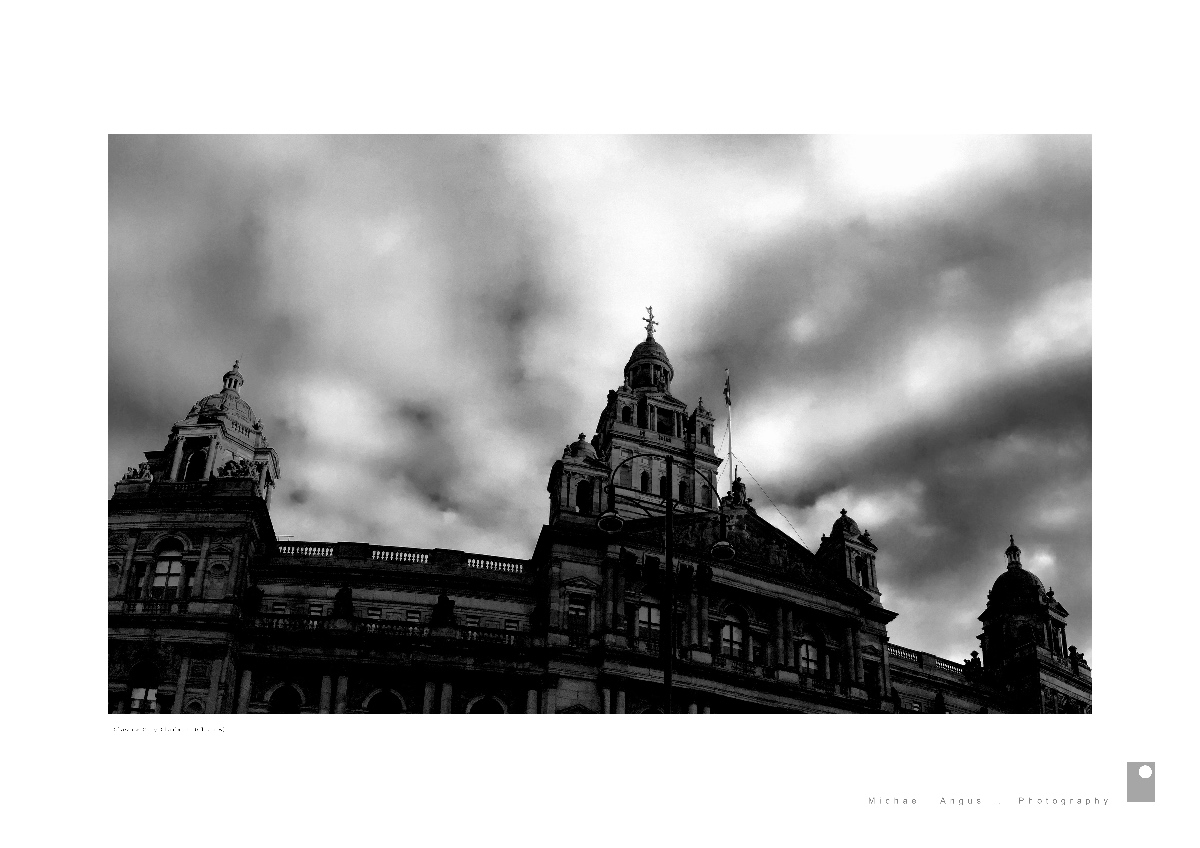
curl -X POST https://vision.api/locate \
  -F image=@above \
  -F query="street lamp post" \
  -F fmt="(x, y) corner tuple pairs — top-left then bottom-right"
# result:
(597, 452), (735, 714)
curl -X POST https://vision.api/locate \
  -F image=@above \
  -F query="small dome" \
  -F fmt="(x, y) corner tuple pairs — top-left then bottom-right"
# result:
(831, 508), (862, 538)
(569, 433), (597, 459)
(625, 337), (673, 371)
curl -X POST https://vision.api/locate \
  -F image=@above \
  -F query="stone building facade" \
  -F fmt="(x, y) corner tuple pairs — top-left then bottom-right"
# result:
(108, 328), (1091, 714)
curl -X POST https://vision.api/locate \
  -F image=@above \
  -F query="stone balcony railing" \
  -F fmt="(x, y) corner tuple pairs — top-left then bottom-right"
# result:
(274, 541), (527, 575)
(112, 477), (265, 500)
(248, 613), (533, 647)
(114, 598), (239, 617)
(887, 643), (965, 676)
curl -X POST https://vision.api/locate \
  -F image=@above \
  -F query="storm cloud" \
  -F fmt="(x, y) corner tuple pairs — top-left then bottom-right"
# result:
(109, 135), (1091, 663)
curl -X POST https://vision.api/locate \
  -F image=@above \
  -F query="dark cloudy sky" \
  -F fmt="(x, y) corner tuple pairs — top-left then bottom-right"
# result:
(109, 135), (1091, 663)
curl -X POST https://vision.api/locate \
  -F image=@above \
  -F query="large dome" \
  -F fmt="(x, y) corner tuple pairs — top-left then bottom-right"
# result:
(185, 361), (256, 426)
(191, 390), (255, 424)
(987, 565), (1046, 608)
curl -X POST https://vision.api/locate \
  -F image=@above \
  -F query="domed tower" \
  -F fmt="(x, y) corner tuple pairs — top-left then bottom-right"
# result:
(109, 361), (282, 713)
(550, 308), (722, 524)
(139, 361), (280, 502)
(977, 536), (1091, 713)
(816, 509), (881, 604)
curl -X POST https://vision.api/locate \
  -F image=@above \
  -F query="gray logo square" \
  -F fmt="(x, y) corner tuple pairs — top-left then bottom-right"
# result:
(1127, 762), (1154, 802)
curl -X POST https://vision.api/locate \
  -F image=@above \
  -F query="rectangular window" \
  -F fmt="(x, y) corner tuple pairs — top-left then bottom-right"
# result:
(465, 615), (480, 627)
(272, 601), (287, 614)
(367, 608), (382, 620)
(504, 620), (520, 631)
(406, 610), (422, 623)
(151, 559), (184, 599)
(656, 407), (674, 435)
(721, 623), (744, 657)
(567, 597), (589, 631)
(637, 605), (661, 638)
(309, 602), (325, 617)
(797, 642), (819, 674)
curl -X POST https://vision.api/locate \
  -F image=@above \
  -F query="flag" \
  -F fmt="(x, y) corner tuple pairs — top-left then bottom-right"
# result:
(723, 369), (731, 406)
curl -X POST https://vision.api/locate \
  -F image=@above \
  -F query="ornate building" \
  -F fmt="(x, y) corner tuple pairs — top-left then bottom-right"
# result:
(108, 320), (1091, 714)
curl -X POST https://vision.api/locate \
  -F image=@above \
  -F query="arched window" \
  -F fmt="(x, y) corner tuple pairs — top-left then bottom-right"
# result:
(640, 470), (651, 493)
(267, 685), (302, 714)
(576, 480), (594, 515)
(366, 690), (405, 713)
(700, 426), (711, 445)
(678, 481), (690, 504)
(618, 464), (632, 488)
(182, 450), (208, 481)
(151, 547), (184, 599)
(636, 397), (648, 428)
(855, 556), (870, 588)
(467, 696), (506, 714)
(621, 406), (633, 425)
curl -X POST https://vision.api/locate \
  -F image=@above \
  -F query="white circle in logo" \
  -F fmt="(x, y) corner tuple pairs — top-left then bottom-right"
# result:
(1139, 765), (1153, 779)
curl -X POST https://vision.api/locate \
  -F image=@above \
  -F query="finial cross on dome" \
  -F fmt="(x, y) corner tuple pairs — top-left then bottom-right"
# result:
(644, 306), (658, 339)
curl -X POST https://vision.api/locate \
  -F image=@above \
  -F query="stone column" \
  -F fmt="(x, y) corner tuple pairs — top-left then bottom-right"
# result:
(171, 658), (190, 714)
(334, 675), (349, 713)
(423, 682), (436, 714)
(526, 689), (538, 714)
(773, 606), (785, 668)
(613, 562), (626, 631)
(439, 681), (453, 714)
(881, 638), (892, 693)
(851, 627), (863, 684)
(193, 534), (211, 600)
(600, 558), (612, 633)
(602, 687), (611, 713)
(319, 676), (332, 713)
(843, 626), (855, 686)
(869, 558), (878, 591)
(783, 609), (794, 669)
(118, 536), (137, 597)
(236, 669), (252, 713)
(169, 436), (185, 481)
(548, 562), (562, 630)
(205, 657), (224, 714)
(688, 590), (699, 646)
(614, 690), (626, 714)
(203, 436), (219, 478)
(698, 593), (709, 649)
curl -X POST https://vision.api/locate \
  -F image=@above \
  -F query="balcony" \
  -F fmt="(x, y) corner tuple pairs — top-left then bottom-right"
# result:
(274, 541), (528, 576)
(712, 654), (764, 678)
(122, 599), (189, 615)
(248, 613), (532, 647)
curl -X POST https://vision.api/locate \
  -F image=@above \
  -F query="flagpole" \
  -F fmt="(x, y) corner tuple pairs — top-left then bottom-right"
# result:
(724, 368), (734, 490)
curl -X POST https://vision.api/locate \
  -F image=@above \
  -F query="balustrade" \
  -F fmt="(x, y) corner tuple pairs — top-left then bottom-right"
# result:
(371, 548), (429, 564)
(247, 614), (529, 646)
